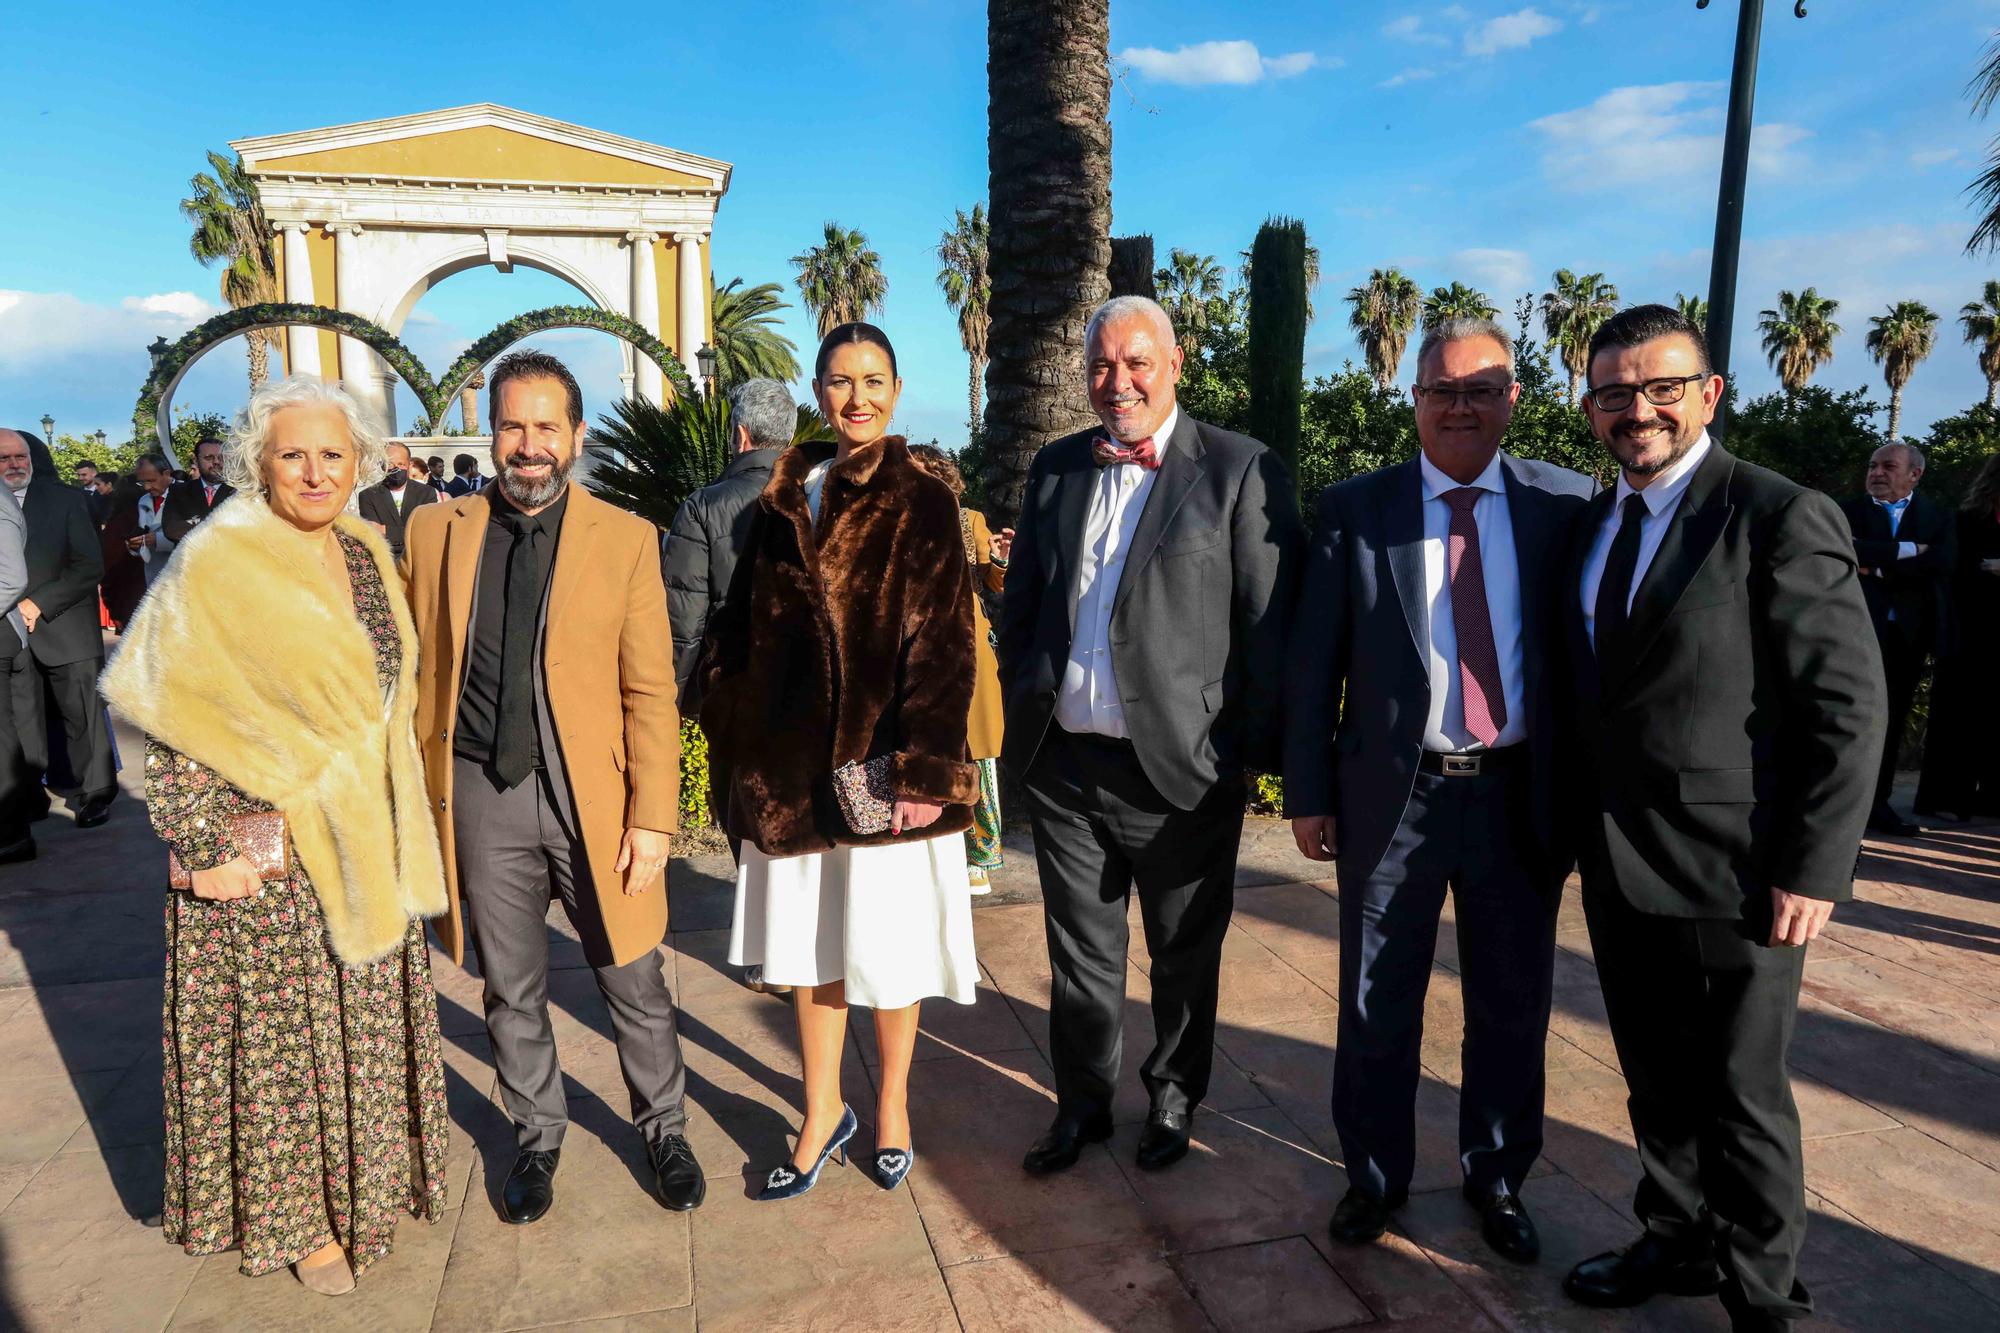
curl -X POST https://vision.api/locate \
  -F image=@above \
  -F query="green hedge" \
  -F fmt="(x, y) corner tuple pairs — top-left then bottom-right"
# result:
(679, 718), (713, 830)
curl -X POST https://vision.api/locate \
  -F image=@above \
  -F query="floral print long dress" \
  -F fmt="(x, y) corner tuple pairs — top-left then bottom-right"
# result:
(145, 532), (449, 1278)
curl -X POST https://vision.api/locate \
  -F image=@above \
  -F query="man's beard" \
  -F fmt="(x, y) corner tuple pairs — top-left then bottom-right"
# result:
(497, 451), (573, 510)
(1611, 418), (1700, 477)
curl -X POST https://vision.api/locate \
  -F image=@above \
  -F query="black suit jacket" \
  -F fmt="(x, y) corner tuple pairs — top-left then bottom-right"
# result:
(1563, 446), (1884, 918)
(159, 479), (235, 545)
(18, 480), (106, 667)
(995, 413), (1304, 810)
(1284, 453), (1595, 887)
(357, 479), (440, 557)
(1837, 493), (1955, 652)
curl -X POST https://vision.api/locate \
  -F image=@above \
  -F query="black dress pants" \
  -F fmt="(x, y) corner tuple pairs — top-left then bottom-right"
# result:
(0, 634), (41, 844)
(1584, 890), (1812, 1326)
(1022, 728), (1245, 1120)
(1872, 628), (1925, 817)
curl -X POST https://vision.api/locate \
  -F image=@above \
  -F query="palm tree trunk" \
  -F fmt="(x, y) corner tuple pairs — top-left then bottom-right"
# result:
(1568, 366), (1583, 407)
(1987, 375), (1997, 410)
(247, 331), (271, 392)
(1887, 387), (1903, 443)
(983, 0), (1111, 526)
(968, 355), (984, 444)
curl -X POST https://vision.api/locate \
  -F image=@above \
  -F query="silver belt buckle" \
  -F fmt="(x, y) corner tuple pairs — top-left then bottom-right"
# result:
(1441, 754), (1482, 777)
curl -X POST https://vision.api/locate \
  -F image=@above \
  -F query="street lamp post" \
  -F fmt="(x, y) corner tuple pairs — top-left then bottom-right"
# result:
(1699, 0), (1809, 441)
(93, 430), (107, 451)
(39, 414), (53, 445)
(696, 344), (720, 399)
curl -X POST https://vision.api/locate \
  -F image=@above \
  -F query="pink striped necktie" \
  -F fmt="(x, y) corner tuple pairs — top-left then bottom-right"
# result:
(1444, 487), (1506, 747)
(1092, 436), (1160, 470)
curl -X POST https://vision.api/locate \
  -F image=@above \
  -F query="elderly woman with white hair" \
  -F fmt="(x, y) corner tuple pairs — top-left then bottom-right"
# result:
(100, 376), (451, 1296)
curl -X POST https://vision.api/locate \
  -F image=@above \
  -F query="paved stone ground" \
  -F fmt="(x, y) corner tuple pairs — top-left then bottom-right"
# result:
(3, 715), (1997, 1331)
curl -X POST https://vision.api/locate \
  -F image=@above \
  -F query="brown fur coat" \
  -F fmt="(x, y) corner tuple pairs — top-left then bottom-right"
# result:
(702, 436), (979, 856)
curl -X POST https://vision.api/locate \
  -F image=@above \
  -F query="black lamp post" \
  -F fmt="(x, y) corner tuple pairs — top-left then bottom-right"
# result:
(696, 344), (720, 398)
(93, 430), (107, 451)
(1699, 0), (1810, 441)
(39, 414), (53, 446)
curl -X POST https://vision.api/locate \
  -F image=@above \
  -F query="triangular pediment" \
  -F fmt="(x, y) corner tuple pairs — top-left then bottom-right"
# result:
(232, 105), (730, 193)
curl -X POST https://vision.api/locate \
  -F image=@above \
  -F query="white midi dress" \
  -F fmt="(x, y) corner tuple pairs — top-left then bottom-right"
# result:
(725, 459), (981, 1009)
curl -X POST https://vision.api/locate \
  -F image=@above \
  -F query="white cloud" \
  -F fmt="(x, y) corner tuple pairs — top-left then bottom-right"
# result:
(1465, 7), (1563, 56)
(1384, 15), (1448, 47)
(1911, 146), (1964, 167)
(1447, 248), (1538, 309)
(0, 290), (218, 371)
(1380, 67), (1437, 89)
(1530, 82), (1810, 188)
(120, 291), (216, 321)
(1118, 40), (1323, 86)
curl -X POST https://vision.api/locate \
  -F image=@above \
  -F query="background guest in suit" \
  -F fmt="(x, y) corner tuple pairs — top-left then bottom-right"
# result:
(906, 442), (1012, 893)
(95, 477), (149, 632)
(0, 481), (31, 861)
(444, 452), (483, 498)
(424, 455), (446, 489)
(1560, 306), (1883, 1331)
(131, 454), (176, 588)
(663, 377), (790, 713)
(1838, 444), (1955, 835)
(403, 349), (704, 1224)
(72, 459), (107, 526)
(0, 428), (113, 829)
(997, 295), (1303, 1177)
(1286, 317), (1594, 1261)
(1917, 454), (2000, 820)
(356, 442), (439, 559)
(160, 437), (236, 546)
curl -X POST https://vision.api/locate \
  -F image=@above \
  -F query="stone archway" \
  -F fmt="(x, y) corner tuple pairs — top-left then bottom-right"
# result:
(231, 104), (731, 437)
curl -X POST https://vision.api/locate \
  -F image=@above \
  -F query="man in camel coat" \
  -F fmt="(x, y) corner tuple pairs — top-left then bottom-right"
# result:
(403, 349), (703, 1224)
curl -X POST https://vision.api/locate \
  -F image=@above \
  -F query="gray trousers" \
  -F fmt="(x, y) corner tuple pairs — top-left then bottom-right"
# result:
(452, 756), (688, 1151)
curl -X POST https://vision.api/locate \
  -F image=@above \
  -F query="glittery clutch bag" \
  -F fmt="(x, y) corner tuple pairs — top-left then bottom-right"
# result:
(167, 811), (289, 890)
(830, 756), (896, 835)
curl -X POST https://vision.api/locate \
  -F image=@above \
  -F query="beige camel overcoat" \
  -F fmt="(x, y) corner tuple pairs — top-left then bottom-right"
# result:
(403, 484), (680, 969)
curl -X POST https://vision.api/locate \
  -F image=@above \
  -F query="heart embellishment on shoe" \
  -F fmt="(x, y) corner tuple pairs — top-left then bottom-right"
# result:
(766, 1166), (796, 1189)
(878, 1152), (908, 1174)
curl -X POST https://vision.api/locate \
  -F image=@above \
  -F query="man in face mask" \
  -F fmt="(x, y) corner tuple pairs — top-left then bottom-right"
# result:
(356, 442), (439, 560)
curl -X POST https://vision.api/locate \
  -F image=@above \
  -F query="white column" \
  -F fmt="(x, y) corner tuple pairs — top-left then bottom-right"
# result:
(627, 230), (662, 404)
(328, 223), (391, 435)
(280, 223), (322, 379)
(673, 231), (706, 380)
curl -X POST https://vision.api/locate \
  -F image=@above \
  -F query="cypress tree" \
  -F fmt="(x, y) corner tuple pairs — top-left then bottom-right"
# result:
(1247, 216), (1308, 496)
(1108, 235), (1157, 299)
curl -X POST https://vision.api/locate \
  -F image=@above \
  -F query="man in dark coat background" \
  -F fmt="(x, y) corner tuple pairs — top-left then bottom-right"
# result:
(356, 442), (439, 560)
(1559, 306), (1883, 1332)
(1838, 443), (1954, 835)
(997, 294), (1303, 1178)
(159, 436), (236, 545)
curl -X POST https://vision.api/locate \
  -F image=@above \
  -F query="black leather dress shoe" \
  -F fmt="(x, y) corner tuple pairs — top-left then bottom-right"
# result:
(1022, 1111), (1113, 1176)
(1135, 1109), (1191, 1171)
(1867, 809), (1919, 837)
(1326, 1186), (1401, 1245)
(1463, 1183), (1539, 1263)
(501, 1148), (560, 1224)
(73, 800), (111, 829)
(1564, 1232), (1722, 1308)
(0, 837), (35, 864)
(649, 1133), (705, 1211)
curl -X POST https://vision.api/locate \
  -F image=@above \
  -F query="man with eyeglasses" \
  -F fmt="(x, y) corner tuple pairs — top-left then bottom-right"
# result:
(1285, 317), (1593, 1263)
(1560, 305), (1882, 1331)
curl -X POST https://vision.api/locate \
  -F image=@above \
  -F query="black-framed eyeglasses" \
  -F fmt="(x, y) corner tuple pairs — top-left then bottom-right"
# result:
(1412, 382), (1512, 408)
(1582, 374), (1707, 413)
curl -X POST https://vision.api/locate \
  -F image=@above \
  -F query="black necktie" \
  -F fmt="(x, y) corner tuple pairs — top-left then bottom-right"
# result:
(493, 510), (543, 789)
(1594, 494), (1648, 659)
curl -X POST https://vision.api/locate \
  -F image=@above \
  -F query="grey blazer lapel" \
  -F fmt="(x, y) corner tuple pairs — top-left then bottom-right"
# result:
(1111, 414), (1206, 620)
(1385, 461), (1428, 663)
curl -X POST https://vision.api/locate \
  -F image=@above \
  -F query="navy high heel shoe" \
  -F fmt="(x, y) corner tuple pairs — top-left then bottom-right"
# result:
(756, 1104), (857, 1202)
(873, 1144), (916, 1191)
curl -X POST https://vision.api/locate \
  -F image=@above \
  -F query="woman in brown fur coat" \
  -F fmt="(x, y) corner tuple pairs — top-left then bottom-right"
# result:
(703, 323), (980, 1201)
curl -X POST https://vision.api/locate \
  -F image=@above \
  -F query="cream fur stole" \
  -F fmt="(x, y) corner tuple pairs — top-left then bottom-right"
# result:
(99, 496), (447, 965)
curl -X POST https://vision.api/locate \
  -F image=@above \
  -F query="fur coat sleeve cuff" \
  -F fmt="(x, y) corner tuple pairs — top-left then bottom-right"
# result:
(888, 749), (979, 807)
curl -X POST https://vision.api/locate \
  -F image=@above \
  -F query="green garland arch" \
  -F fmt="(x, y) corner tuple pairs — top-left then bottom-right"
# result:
(433, 305), (696, 414)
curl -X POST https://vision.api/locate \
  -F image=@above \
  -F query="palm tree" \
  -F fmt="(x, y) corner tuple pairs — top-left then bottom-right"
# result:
(460, 370), (484, 434)
(983, 0), (1111, 523)
(1758, 288), (1842, 397)
(1960, 280), (2000, 408)
(1540, 269), (1620, 405)
(1345, 267), (1424, 389)
(790, 222), (887, 337)
(1867, 301), (1939, 442)
(1966, 35), (2000, 254)
(180, 150), (281, 391)
(710, 277), (800, 383)
(586, 393), (733, 529)
(1155, 249), (1227, 359)
(1675, 292), (1710, 332)
(936, 205), (992, 441)
(1240, 238), (1322, 321)
(1422, 281), (1499, 328)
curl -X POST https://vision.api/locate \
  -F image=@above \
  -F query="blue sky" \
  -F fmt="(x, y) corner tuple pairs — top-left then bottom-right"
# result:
(3, 0), (1998, 460)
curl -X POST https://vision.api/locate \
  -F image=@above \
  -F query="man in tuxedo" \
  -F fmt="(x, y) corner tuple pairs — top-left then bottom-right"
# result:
(1839, 444), (1954, 836)
(998, 295), (1303, 1175)
(445, 452), (483, 498)
(0, 429), (113, 828)
(357, 443), (439, 559)
(72, 460), (107, 526)
(159, 437), (235, 545)
(1286, 318), (1594, 1261)
(1560, 306), (1882, 1331)
(403, 350), (703, 1223)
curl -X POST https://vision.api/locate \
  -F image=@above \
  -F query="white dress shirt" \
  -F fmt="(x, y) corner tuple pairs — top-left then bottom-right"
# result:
(136, 491), (174, 584)
(1055, 405), (1177, 738)
(1875, 495), (1918, 561)
(1579, 431), (1713, 649)
(1418, 451), (1527, 752)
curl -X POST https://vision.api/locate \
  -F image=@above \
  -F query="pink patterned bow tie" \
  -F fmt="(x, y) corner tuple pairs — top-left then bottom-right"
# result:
(1092, 436), (1160, 470)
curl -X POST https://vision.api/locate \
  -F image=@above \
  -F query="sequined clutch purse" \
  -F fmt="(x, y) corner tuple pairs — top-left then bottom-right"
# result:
(167, 811), (289, 890)
(830, 756), (896, 835)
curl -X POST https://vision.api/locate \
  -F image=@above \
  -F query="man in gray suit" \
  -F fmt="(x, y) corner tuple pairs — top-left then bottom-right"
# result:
(998, 295), (1304, 1175)
(1285, 319), (1595, 1260)
(0, 470), (31, 861)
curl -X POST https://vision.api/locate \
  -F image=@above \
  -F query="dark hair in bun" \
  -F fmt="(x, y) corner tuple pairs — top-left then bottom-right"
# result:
(814, 321), (898, 381)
